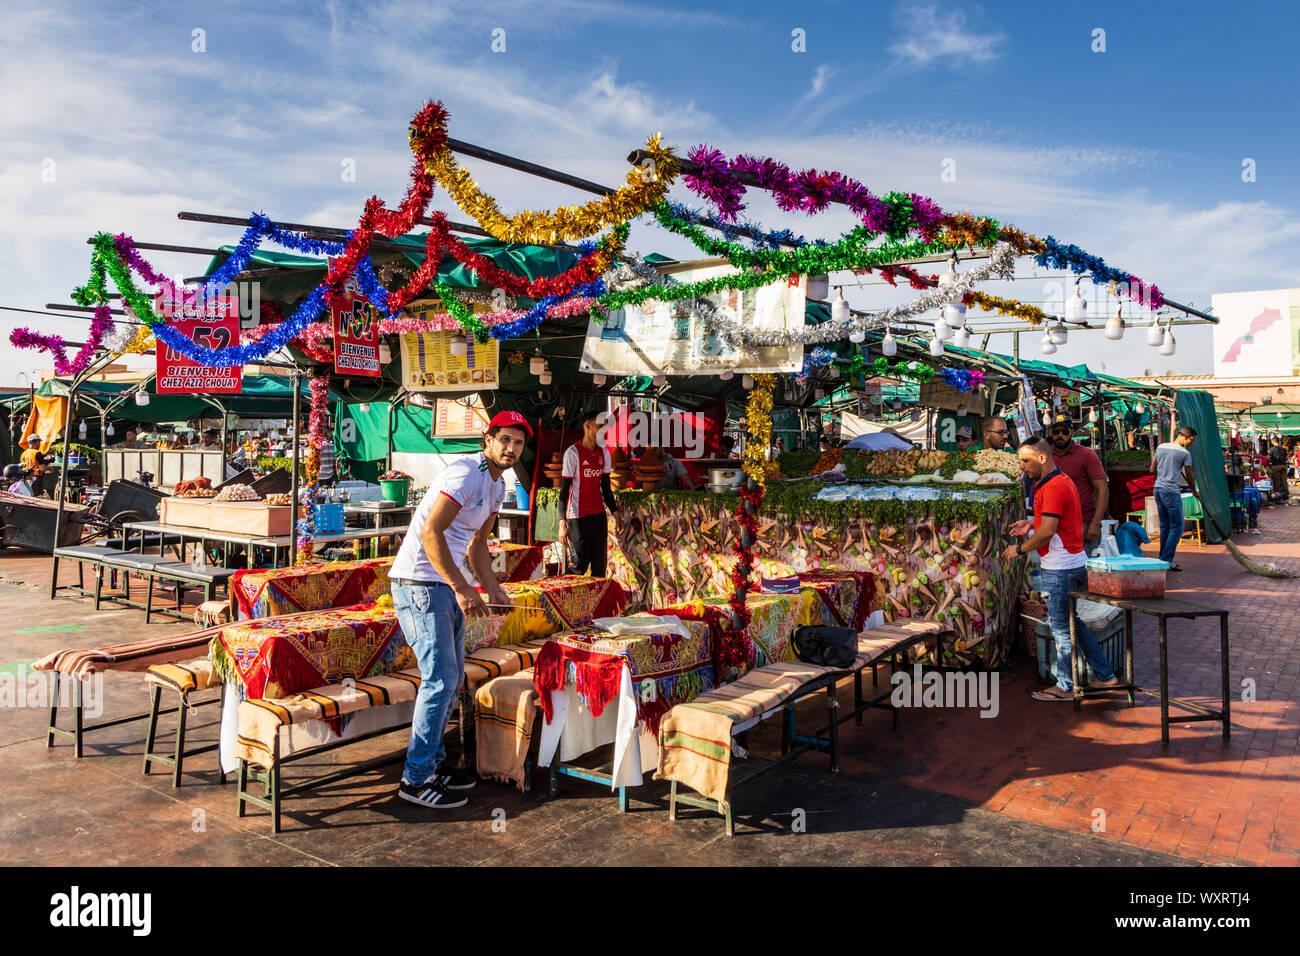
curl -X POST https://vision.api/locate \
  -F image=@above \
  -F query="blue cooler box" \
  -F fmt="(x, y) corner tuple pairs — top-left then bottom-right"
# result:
(314, 503), (345, 534)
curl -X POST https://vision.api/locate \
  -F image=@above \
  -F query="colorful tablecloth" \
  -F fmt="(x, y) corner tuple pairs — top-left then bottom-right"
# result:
(488, 542), (544, 582)
(212, 603), (409, 700)
(534, 619), (713, 735)
(231, 557), (395, 619)
(773, 569), (875, 632)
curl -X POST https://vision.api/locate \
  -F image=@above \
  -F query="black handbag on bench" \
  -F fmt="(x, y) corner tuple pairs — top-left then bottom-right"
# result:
(791, 625), (859, 669)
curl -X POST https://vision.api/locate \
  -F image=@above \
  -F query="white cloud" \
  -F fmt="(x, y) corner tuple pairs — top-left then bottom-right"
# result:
(887, 4), (1006, 68)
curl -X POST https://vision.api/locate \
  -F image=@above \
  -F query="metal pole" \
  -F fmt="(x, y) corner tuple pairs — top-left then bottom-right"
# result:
(289, 368), (302, 566)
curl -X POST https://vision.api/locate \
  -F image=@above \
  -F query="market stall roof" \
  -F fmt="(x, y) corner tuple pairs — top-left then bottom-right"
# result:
(2, 374), (326, 424)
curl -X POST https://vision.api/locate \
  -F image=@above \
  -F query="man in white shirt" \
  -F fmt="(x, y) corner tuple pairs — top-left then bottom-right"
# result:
(388, 410), (531, 809)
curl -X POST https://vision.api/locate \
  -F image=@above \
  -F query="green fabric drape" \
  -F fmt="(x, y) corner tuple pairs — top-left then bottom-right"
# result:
(1174, 389), (1230, 544)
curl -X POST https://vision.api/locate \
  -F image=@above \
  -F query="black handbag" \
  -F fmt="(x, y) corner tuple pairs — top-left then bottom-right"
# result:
(791, 625), (858, 669)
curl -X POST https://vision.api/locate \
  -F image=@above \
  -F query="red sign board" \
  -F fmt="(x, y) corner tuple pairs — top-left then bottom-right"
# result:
(154, 295), (242, 393)
(331, 293), (381, 377)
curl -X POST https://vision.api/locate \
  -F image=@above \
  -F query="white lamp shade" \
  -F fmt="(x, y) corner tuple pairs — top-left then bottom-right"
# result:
(1146, 324), (1164, 346)
(1050, 322), (1069, 345)
(105, 424), (114, 436)
(742, 374), (754, 390)
(1134, 403), (1144, 414)
(928, 335), (944, 357)
(719, 369), (734, 381)
(358, 403), (370, 413)
(1040, 332), (1057, 355)
(830, 288), (850, 322)
(1104, 311), (1125, 340)
(1159, 328), (1176, 356)
(1065, 287), (1088, 323)
(529, 354), (545, 375)
(953, 325), (971, 348)
(848, 329), (865, 344)
(942, 303), (967, 326)
(593, 373), (607, 386)
(806, 275), (830, 301)
(881, 331), (897, 357)
(78, 420), (87, 438)
(539, 370), (552, 385)
(934, 320), (952, 342)
(652, 374), (667, 387)
(135, 390), (150, 406)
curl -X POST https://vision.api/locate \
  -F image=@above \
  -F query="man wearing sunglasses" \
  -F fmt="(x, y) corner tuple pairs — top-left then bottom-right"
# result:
(1047, 415), (1109, 554)
(977, 416), (1012, 452)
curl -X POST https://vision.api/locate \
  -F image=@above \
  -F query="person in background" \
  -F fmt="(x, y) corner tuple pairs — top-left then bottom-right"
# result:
(1003, 437), (1119, 701)
(1152, 426), (1199, 571)
(978, 416), (1011, 452)
(656, 448), (698, 490)
(1048, 415), (1109, 554)
(719, 435), (739, 460)
(4, 463), (35, 496)
(388, 410), (529, 809)
(1267, 438), (1289, 503)
(201, 429), (221, 450)
(955, 425), (977, 453)
(318, 432), (337, 487)
(558, 409), (622, 576)
(119, 428), (147, 450)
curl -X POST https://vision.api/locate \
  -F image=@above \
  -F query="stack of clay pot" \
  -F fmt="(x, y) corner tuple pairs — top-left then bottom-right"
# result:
(633, 447), (667, 491)
(542, 451), (565, 488)
(609, 447), (635, 491)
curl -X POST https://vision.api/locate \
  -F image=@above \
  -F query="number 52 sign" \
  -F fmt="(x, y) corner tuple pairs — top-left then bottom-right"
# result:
(154, 295), (243, 394)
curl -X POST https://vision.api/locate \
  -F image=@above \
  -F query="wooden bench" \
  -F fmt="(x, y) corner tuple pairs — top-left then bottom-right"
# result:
(234, 639), (551, 832)
(660, 621), (943, 836)
(142, 659), (226, 787)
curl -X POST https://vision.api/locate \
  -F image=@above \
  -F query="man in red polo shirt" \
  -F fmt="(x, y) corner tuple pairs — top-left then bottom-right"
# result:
(1048, 415), (1109, 553)
(1003, 437), (1118, 701)
(558, 409), (622, 575)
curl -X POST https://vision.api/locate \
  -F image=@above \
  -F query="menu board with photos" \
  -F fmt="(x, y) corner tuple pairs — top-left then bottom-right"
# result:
(398, 330), (499, 392)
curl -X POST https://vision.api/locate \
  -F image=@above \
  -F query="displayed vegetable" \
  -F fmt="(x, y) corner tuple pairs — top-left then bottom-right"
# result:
(971, 448), (1020, 477)
(938, 453), (976, 479)
(214, 483), (259, 502)
(810, 448), (844, 474)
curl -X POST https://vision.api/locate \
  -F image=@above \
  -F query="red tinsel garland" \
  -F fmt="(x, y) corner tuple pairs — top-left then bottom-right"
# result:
(722, 481), (766, 672)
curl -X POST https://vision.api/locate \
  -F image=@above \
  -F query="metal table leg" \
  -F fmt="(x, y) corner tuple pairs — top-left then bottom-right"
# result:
(1220, 613), (1231, 740)
(1158, 616), (1170, 745)
(1070, 594), (1082, 711)
(1125, 609), (1135, 706)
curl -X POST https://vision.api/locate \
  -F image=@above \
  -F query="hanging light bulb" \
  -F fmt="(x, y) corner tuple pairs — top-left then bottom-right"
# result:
(358, 402), (370, 413)
(1065, 278), (1088, 324)
(1134, 402), (1145, 415)
(1042, 408), (1054, 426)
(105, 423), (115, 437)
(539, 369), (553, 386)
(848, 328), (866, 344)
(742, 374), (754, 390)
(593, 373), (607, 386)
(1159, 326), (1176, 356)
(1088, 408), (1099, 424)
(449, 331), (467, 358)
(1049, 318), (1069, 345)
(1104, 306), (1125, 341)
(134, 389), (150, 406)
(1146, 322), (1164, 347)
(78, 420), (87, 439)
(929, 334), (944, 357)
(881, 329), (897, 357)
(814, 387), (825, 400)
(934, 318), (952, 342)
(956, 403), (967, 417)
(892, 399), (902, 411)
(1040, 330), (1058, 355)
(937, 253), (965, 327)
(529, 350), (545, 375)
(830, 286), (850, 322)
(652, 373), (667, 387)
(783, 388), (794, 402)
(952, 324), (971, 348)
(719, 368), (734, 381)
(805, 274), (830, 301)
(828, 365), (840, 379)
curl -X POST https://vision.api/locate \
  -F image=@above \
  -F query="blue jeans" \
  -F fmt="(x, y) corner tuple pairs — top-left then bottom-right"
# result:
(1153, 488), (1184, 563)
(391, 581), (465, 784)
(1041, 566), (1115, 692)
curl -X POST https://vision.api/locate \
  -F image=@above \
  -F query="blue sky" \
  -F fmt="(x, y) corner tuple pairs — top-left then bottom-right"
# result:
(3, 0), (1298, 385)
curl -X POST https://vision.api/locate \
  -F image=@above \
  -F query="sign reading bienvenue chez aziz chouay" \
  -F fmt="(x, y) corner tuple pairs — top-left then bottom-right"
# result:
(397, 299), (500, 392)
(580, 267), (805, 376)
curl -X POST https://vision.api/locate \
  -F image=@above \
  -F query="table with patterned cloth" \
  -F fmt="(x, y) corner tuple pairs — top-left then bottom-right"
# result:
(211, 603), (411, 700)
(488, 542), (544, 582)
(230, 557), (395, 620)
(532, 618), (715, 789)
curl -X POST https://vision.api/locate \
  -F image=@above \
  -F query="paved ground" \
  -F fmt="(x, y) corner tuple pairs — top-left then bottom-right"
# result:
(1, 500), (1296, 866)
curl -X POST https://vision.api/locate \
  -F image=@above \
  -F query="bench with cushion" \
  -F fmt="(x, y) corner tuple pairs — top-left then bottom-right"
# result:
(234, 638), (552, 832)
(659, 620), (943, 836)
(143, 659), (226, 787)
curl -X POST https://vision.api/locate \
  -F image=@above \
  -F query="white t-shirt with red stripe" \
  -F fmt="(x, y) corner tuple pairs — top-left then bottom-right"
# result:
(390, 452), (506, 586)
(561, 442), (611, 519)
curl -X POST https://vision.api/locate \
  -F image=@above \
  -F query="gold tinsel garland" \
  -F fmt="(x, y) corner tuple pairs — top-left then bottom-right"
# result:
(422, 133), (680, 243)
(743, 374), (777, 491)
(968, 291), (1049, 327)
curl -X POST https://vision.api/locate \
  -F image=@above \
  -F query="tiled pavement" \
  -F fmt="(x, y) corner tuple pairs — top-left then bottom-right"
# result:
(1, 501), (1296, 865)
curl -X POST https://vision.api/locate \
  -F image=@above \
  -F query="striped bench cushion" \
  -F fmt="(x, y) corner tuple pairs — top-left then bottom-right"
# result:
(857, 621), (941, 663)
(464, 639), (550, 692)
(474, 669), (538, 792)
(145, 659), (217, 698)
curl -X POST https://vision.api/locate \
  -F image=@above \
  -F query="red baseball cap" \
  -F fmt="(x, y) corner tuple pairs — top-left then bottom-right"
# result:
(487, 410), (533, 438)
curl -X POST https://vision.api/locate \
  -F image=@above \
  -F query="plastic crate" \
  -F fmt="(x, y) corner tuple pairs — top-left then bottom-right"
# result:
(1036, 609), (1126, 684)
(314, 503), (345, 534)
